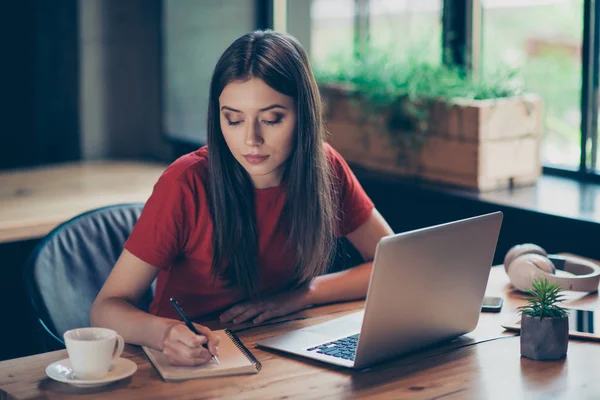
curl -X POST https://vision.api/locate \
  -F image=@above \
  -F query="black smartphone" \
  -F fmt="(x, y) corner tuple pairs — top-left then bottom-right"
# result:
(481, 296), (503, 312)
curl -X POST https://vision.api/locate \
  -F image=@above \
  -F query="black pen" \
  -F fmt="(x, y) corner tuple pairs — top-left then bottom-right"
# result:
(170, 297), (220, 365)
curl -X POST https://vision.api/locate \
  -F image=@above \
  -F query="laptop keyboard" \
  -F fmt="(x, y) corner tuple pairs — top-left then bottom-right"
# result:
(306, 334), (359, 361)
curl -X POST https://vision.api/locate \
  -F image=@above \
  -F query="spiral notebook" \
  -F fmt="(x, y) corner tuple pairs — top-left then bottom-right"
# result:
(143, 329), (261, 381)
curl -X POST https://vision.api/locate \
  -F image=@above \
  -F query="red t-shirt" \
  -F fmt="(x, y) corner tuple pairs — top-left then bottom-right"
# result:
(124, 143), (374, 320)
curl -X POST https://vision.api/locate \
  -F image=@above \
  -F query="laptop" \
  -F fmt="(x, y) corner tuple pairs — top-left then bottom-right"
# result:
(256, 212), (503, 369)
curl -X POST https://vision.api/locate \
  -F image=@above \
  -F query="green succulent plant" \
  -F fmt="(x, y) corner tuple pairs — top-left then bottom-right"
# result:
(518, 277), (569, 320)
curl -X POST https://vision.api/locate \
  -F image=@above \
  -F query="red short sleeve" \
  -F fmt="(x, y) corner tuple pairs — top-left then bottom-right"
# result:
(124, 166), (197, 270)
(326, 144), (375, 237)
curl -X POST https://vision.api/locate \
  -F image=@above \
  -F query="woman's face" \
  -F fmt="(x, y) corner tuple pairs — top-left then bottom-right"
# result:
(219, 78), (297, 189)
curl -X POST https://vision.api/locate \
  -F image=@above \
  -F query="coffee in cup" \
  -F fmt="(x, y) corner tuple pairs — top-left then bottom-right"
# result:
(63, 327), (125, 380)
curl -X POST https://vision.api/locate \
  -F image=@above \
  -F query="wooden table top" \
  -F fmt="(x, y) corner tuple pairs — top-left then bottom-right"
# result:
(0, 161), (166, 244)
(2, 265), (600, 399)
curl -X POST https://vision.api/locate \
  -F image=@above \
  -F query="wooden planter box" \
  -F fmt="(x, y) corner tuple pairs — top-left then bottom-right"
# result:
(320, 84), (543, 191)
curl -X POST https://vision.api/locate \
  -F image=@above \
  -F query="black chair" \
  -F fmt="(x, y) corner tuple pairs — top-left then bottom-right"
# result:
(24, 203), (152, 349)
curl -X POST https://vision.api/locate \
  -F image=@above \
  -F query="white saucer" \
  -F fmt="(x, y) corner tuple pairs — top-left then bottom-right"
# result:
(45, 357), (137, 388)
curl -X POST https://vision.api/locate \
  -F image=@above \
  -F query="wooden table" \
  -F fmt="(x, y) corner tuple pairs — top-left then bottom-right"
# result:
(0, 161), (166, 244)
(2, 266), (600, 399)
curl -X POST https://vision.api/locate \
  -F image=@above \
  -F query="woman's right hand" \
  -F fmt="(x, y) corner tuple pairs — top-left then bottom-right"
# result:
(162, 322), (220, 366)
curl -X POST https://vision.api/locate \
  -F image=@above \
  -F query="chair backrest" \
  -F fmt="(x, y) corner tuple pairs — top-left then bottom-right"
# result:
(25, 203), (151, 345)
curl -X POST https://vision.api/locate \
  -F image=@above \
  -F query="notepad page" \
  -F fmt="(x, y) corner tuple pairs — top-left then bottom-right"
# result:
(143, 329), (257, 381)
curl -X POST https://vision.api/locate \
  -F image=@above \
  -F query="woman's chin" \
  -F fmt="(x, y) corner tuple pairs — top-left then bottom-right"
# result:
(242, 163), (269, 174)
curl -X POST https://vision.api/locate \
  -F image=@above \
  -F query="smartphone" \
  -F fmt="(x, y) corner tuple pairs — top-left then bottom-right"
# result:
(481, 296), (503, 312)
(502, 308), (600, 340)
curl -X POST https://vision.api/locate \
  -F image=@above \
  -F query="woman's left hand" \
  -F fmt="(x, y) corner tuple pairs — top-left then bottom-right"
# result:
(220, 285), (313, 324)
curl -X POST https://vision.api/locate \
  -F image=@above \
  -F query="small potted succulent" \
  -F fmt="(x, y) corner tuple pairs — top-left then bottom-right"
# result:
(519, 277), (569, 360)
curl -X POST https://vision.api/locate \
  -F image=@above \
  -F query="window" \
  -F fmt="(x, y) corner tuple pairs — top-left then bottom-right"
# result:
(310, 0), (356, 66)
(368, 0), (443, 63)
(482, 0), (583, 170)
(311, 0), (443, 66)
(308, 0), (600, 181)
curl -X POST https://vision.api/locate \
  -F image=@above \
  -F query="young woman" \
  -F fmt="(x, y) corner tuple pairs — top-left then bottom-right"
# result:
(91, 30), (393, 366)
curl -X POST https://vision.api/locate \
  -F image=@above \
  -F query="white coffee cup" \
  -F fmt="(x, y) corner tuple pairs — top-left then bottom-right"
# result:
(63, 327), (125, 380)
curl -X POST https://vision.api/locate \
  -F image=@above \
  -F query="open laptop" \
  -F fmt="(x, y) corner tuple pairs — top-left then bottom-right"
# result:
(256, 212), (503, 369)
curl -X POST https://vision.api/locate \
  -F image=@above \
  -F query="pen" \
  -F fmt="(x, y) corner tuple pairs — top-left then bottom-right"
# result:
(170, 297), (220, 365)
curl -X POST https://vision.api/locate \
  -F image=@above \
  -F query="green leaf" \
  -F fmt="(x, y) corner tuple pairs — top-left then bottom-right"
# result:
(517, 277), (569, 320)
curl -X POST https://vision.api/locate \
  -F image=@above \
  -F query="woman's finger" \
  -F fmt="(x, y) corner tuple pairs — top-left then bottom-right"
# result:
(169, 324), (207, 348)
(164, 338), (208, 359)
(232, 306), (262, 324)
(220, 304), (250, 322)
(193, 324), (221, 356)
(163, 340), (212, 366)
(253, 309), (276, 324)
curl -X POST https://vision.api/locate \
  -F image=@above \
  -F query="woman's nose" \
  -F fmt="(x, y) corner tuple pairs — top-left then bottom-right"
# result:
(244, 121), (264, 146)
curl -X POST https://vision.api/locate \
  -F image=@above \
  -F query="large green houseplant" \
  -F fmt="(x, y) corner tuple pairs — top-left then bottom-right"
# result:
(315, 48), (542, 191)
(518, 277), (569, 360)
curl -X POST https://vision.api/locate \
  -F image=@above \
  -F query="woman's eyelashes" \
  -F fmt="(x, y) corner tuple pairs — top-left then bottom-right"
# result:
(224, 113), (284, 127)
(262, 116), (283, 126)
(264, 112), (285, 125)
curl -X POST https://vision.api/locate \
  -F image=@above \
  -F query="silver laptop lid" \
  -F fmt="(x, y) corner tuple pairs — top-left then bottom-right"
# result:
(353, 212), (503, 368)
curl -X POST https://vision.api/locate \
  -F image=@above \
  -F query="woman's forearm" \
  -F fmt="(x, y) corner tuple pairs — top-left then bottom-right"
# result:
(90, 297), (178, 350)
(307, 261), (373, 306)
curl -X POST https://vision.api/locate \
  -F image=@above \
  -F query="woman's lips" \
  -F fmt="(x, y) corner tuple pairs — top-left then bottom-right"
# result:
(243, 154), (269, 164)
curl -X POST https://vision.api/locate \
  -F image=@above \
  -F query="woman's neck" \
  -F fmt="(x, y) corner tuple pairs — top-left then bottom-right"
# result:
(251, 176), (281, 189)
(250, 168), (285, 189)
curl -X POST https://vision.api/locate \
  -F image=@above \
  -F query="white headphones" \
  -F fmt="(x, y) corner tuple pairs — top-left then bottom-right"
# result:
(504, 243), (600, 293)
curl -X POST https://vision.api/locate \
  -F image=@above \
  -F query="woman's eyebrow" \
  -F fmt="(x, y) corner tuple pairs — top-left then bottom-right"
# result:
(259, 104), (286, 112)
(220, 104), (287, 113)
(221, 106), (242, 113)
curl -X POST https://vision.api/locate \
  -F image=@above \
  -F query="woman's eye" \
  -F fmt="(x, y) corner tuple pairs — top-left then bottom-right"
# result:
(262, 118), (282, 126)
(227, 120), (242, 126)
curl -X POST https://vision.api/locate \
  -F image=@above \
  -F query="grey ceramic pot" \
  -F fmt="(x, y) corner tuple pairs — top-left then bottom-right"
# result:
(520, 314), (569, 360)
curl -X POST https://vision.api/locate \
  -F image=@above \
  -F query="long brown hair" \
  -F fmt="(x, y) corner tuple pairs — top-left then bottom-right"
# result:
(206, 30), (337, 298)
